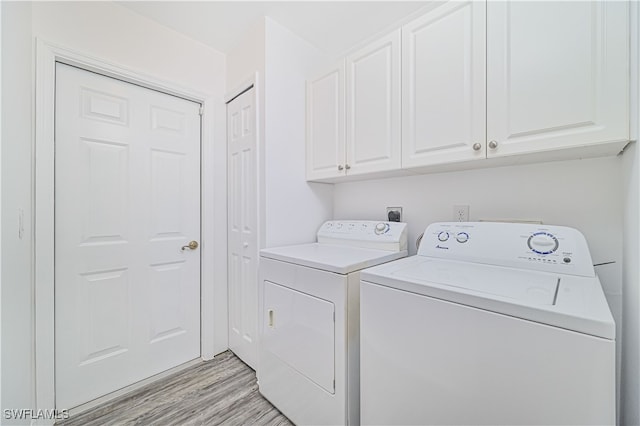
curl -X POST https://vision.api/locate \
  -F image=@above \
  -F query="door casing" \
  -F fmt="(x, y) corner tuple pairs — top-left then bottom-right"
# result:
(34, 38), (221, 418)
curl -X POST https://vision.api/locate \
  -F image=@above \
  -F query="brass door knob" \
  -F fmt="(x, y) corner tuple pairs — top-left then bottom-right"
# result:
(181, 240), (199, 251)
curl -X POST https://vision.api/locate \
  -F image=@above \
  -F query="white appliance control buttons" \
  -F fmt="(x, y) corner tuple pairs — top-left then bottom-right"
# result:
(438, 231), (450, 242)
(527, 232), (559, 255)
(456, 232), (469, 243)
(374, 222), (390, 235)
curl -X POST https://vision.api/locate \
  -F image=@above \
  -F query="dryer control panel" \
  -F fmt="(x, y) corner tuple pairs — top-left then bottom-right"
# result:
(317, 220), (408, 252)
(418, 222), (594, 277)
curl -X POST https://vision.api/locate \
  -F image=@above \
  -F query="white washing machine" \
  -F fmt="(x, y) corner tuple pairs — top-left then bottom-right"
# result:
(360, 221), (615, 426)
(258, 220), (408, 425)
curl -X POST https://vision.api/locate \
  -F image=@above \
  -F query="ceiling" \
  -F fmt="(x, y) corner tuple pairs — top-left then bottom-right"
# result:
(118, 1), (430, 57)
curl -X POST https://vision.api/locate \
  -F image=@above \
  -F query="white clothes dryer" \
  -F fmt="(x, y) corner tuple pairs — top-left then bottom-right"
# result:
(360, 221), (615, 426)
(258, 220), (408, 426)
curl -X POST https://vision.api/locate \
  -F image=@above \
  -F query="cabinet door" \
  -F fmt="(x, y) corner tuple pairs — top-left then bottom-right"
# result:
(487, 1), (629, 158)
(306, 62), (346, 180)
(402, 1), (486, 168)
(346, 30), (401, 175)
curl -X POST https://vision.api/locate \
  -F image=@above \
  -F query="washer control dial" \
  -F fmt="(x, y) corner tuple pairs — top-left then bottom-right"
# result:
(527, 232), (559, 255)
(456, 232), (469, 243)
(438, 231), (450, 242)
(374, 222), (390, 235)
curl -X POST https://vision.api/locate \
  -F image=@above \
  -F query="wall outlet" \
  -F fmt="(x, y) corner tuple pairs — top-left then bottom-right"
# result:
(453, 205), (469, 222)
(386, 207), (402, 222)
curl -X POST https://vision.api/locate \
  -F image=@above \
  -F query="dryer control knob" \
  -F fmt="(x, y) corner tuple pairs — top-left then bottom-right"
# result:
(375, 223), (389, 235)
(438, 231), (450, 242)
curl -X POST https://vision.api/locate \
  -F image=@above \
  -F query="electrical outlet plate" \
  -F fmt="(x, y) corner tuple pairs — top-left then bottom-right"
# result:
(453, 205), (469, 222)
(386, 206), (403, 222)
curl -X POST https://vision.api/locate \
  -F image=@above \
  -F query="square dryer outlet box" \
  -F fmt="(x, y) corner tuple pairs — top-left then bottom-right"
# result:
(386, 207), (402, 222)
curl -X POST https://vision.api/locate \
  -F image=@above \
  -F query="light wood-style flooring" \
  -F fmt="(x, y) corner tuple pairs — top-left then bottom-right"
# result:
(57, 351), (293, 426)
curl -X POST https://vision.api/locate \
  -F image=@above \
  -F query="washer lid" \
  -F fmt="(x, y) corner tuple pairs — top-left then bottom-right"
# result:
(397, 259), (559, 305)
(361, 256), (615, 339)
(260, 243), (407, 274)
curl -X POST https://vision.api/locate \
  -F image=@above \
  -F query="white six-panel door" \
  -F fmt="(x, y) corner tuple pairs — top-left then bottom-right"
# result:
(227, 88), (258, 369)
(55, 63), (201, 409)
(402, 1), (486, 167)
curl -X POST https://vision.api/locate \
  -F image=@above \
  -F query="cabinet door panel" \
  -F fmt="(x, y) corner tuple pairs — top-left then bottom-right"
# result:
(487, 1), (628, 157)
(346, 30), (401, 175)
(306, 63), (345, 180)
(402, 1), (486, 168)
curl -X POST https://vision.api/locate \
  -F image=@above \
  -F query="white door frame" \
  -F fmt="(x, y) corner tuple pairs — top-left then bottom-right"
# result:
(34, 38), (219, 419)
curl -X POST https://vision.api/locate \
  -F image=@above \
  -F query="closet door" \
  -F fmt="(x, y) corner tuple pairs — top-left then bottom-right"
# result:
(227, 87), (258, 369)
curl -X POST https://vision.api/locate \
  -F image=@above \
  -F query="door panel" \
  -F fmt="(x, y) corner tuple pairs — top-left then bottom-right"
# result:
(227, 88), (258, 369)
(148, 261), (188, 343)
(77, 268), (130, 366)
(150, 150), (186, 235)
(78, 138), (129, 244)
(55, 63), (201, 409)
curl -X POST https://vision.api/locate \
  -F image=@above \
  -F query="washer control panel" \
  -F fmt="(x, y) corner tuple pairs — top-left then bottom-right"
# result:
(317, 220), (408, 252)
(418, 222), (594, 277)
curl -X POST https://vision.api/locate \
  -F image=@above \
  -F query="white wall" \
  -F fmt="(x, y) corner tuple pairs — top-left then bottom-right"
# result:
(0, 1), (3, 419)
(334, 156), (625, 399)
(2, 1), (227, 419)
(263, 18), (333, 247)
(32, 2), (225, 94)
(226, 18), (266, 95)
(621, 2), (640, 424)
(226, 17), (333, 249)
(1, 2), (33, 424)
(226, 17), (266, 262)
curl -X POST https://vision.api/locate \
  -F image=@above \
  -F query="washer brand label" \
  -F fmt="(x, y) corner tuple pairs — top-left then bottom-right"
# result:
(436, 245), (449, 250)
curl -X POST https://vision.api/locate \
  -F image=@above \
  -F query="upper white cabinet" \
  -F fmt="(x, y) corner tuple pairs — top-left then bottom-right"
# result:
(346, 29), (401, 176)
(306, 62), (345, 181)
(486, 1), (629, 158)
(402, 1), (486, 168)
(306, 0), (629, 181)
